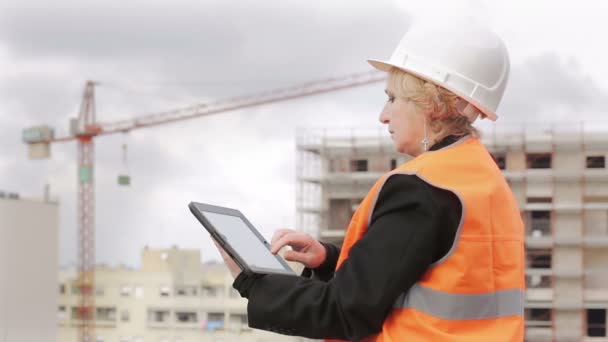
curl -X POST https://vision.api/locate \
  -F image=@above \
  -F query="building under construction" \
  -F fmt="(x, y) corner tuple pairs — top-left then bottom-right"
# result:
(296, 124), (608, 342)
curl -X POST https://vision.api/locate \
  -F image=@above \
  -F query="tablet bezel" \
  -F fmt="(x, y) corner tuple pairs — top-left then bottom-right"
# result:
(188, 202), (296, 276)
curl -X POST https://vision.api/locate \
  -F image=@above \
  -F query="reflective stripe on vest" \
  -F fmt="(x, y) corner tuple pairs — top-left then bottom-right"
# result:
(393, 284), (524, 320)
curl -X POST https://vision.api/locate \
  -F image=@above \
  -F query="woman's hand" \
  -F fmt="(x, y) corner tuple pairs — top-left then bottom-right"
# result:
(213, 240), (242, 279)
(270, 229), (326, 269)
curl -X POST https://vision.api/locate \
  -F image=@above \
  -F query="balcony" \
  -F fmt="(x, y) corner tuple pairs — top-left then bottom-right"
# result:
(526, 237), (553, 249)
(297, 136), (394, 156)
(297, 205), (324, 214)
(503, 169), (608, 182)
(320, 229), (345, 240)
(552, 298), (584, 310)
(553, 268), (584, 278)
(526, 235), (608, 248)
(585, 288), (608, 302)
(584, 236), (608, 247)
(526, 273), (553, 302)
(324, 172), (384, 184)
(525, 327), (553, 342)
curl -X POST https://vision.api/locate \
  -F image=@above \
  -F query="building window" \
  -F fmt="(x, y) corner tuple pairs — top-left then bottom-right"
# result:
(71, 307), (79, 320)
(525, 308), (552, 327)
(527, 249), (552, 269)
(350, 159), (368, 172)
(390, 159), (397, 170)
(175, 311), (197, 323)
(59, 284), (66, 295)
(120, 309), (130, 322)
(527, 211), (551, 237)
(527, 197), (552, 204)
(95, 337), (104, 342)
(587, 309), (607, 337)
(201, 285), (221, 297)
(71, 306), (93, 320)
(133, 337), (143, 342)
(148, 309), (170, 323)
(159, 286), (171, 297)
(526, 153), (552, 169)
(175, 285), (197, 297)
(526, 274), (552, 289)
(587, 156), (606, 169)
(120, 286), (132, 297)
(134, 286), (143, 298)
(491, 153), (507, 170)
(206, 312), (225, 330)
(229, 313), (248, 331)
(58, 306), (66, 320)
(96, 307), (116, 322)
(71, 285), (81, 295)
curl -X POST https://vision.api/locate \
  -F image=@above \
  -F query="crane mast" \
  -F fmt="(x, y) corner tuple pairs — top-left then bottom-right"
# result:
(75, 81), (98, 341)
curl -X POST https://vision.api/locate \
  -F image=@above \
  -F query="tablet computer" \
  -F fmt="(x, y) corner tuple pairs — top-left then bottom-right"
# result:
(188, 202), (296, 276)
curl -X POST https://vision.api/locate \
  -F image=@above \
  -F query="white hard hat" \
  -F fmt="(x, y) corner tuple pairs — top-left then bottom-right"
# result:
(368, 19), (510, 121)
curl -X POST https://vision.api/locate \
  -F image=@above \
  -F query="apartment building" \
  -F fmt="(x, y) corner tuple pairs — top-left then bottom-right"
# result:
(58, 247), (303, 342)
(0, 191), (59, 342)
(296, 125), (608, 342)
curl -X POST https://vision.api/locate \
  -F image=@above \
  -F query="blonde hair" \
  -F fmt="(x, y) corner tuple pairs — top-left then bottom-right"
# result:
(387, 68), (481, 140)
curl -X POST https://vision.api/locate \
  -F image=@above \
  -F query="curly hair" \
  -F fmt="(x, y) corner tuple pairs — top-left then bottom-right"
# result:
(387, 68), (481, 140)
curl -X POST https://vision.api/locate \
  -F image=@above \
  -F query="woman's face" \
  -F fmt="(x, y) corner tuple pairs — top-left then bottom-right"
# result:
(378, 82), (427, 156)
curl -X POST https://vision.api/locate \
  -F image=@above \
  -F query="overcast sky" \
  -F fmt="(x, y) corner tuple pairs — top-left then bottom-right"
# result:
(1, 0), (607, 268)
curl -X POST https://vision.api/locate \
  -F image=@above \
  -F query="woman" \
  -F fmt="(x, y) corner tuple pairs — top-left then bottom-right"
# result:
(217, 20), (525, 342)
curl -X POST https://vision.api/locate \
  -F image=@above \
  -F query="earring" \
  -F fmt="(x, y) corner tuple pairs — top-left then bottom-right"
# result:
(421, 137), (429, 151)
(421, 120), (429, 151)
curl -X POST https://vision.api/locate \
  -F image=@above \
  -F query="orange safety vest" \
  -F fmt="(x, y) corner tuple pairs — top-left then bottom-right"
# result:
(331, 137), (525, 342)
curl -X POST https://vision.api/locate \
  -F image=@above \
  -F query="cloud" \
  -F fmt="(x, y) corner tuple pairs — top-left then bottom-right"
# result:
(0, 0), (408, 95)
(498, 53), (608, 123)
(1, 0), (607, 267)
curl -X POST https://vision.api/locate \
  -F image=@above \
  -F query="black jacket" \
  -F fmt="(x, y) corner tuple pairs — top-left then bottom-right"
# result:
(233, 137), (463, 341)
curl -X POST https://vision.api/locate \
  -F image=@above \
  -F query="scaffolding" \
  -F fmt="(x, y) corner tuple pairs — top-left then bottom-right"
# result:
(296, 126), (404, 244)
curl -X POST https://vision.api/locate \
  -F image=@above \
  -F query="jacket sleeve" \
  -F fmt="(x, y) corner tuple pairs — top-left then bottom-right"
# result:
(300, 242), (341, 282)
(232, 174), (449, 341)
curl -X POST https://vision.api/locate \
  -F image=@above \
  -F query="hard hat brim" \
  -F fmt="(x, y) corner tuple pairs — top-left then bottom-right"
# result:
(367, 59), (498, 121)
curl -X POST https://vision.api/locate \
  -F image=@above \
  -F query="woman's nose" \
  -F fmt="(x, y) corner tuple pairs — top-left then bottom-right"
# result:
(379, 109), (390, 124)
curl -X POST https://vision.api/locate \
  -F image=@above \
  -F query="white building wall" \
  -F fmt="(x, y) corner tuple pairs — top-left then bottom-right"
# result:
(0, 196), (58, 342)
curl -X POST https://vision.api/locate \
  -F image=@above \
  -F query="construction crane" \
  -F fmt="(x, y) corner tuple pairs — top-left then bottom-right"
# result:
(21, 70), (384, 342)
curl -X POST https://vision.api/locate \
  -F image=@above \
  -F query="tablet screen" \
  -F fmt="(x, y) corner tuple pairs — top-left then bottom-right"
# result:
(203, 211), (287, 271)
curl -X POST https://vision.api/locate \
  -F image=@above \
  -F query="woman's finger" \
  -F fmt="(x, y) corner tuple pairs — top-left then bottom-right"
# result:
(283, 250), (312, 265)
(213, 240), (242, 278)
(271, 229), (293, 247)
(213, 240), (230, 260)
(271, 232), (307, 254)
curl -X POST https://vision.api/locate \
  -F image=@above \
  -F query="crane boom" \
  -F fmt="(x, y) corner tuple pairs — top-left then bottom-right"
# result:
(45, 71), (384, 142)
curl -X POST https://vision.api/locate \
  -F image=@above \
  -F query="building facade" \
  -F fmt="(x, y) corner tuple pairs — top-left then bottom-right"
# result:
(0, 192), (59, 342)
(296, 125), (608, 342)
(58, 247), (304, 342)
